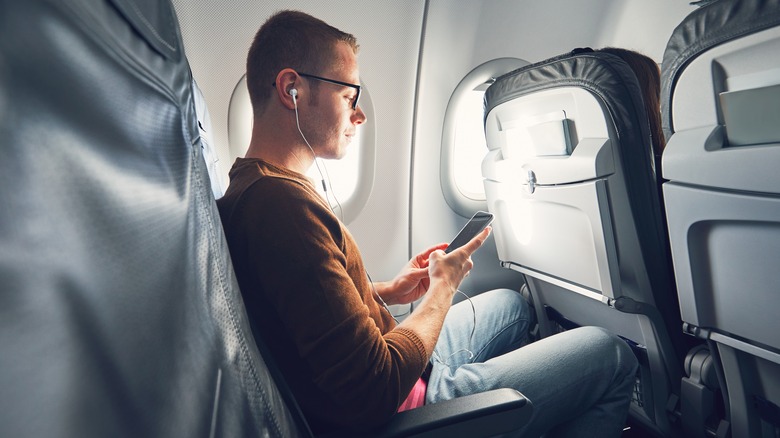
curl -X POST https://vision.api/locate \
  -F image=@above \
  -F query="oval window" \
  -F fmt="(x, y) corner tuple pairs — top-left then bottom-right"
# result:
(441, 58), (528, 217)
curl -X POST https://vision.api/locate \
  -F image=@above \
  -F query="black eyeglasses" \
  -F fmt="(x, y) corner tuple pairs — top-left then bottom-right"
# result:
(298, 72), (361, 110)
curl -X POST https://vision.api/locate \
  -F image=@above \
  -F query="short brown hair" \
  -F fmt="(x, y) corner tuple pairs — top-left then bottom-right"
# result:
(246, 10), (359, 115)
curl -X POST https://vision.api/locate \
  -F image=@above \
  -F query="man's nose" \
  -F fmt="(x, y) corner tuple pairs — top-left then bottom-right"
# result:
(353, 105), (367, 124)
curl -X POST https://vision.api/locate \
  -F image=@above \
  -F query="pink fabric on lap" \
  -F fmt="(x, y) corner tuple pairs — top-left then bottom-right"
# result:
(397, 377), (427, 412)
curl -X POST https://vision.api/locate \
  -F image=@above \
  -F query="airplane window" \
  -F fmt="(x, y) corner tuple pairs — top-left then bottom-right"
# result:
(309, 130), (361, 206)
(441, 58), (528, 217)
(228, 74), (375, 223)
(453, 85), (491, 199)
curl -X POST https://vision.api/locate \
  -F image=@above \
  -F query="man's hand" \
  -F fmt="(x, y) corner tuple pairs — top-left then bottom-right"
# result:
(427, 226), (491, 298)
(377, 243), (448, 305)
(393, 226), (491, 358)
(378, 226), (491, 306)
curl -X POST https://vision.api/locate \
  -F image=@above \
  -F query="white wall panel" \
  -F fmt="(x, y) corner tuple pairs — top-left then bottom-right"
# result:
(171, 0), (695, 286)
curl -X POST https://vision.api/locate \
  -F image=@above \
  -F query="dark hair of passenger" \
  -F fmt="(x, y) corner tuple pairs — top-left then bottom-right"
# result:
(598, 47), (665, 158)
(246, 10), (359, 117)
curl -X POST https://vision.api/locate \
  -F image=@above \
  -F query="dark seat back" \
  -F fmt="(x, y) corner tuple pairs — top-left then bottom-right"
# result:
(0, 0), (302, 436)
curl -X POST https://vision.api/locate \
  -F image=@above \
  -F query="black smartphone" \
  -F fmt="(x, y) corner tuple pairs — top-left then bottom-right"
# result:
(445, 211), (494, 253)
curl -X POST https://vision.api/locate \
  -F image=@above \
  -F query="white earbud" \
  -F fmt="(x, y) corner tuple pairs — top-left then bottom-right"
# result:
(289, 88), (298, 101)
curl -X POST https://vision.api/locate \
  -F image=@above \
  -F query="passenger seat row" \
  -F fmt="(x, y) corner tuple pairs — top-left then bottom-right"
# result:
(481, 0), (780, 437)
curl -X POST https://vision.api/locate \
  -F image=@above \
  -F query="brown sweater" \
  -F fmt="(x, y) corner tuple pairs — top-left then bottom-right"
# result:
(217, 158), (428, 433)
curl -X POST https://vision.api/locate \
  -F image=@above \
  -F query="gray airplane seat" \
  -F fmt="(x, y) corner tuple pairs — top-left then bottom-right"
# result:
(0, 0), (303, 436)
(482, 48), (696, 436)
(0, 1), (530, 436)
(660, 0), (780, 437)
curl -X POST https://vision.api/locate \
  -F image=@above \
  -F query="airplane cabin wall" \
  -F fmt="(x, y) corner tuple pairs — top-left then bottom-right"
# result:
(412, 0), (695, 295)
(173, 0), (696, 290)
(593, 1), (697, 61)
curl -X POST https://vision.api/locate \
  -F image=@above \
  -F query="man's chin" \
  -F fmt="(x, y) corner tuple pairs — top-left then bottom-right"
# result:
(333, 145), (350, 160)
(319, 150), (348, 161)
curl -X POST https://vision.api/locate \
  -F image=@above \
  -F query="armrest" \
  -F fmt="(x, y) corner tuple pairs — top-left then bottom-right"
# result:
(322, 388), (532, 438)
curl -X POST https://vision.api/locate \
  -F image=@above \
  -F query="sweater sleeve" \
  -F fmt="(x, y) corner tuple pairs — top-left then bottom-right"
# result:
(235, 177), (429, 429)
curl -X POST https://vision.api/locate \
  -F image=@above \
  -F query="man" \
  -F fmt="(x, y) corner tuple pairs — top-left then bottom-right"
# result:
(217, 10), (637, 437)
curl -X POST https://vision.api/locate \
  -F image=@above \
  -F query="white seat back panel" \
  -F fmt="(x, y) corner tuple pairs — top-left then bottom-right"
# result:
(664, 182), (780, 350)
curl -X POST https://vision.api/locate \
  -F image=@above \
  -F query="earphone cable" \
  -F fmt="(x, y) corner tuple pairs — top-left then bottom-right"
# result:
(432, 289), (476, 367)
(368, 268), (477, 367)
(293, 95), (344, 222)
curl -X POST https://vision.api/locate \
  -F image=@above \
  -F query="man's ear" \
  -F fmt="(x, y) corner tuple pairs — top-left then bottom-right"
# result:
(274, 69), (299, 110)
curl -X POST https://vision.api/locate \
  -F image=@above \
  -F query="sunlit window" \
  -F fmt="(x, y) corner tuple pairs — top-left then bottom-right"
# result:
(452, 85), (491, 199)
(228, 74), (374, 223)
(441, 58), (528, 217)
(308, 131), (361, 205)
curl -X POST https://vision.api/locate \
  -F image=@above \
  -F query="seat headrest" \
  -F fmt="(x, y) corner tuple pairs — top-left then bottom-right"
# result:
(661, 0), (780, 139)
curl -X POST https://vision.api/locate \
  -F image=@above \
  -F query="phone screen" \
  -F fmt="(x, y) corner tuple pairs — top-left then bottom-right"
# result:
(445, 211), (494, 253)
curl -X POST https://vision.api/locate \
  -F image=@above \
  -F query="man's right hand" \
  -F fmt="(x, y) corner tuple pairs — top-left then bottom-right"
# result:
(427, 226), (491, 300)
(394, 226), (491, 360)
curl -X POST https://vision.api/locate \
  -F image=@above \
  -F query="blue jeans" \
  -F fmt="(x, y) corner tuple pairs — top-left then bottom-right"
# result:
(426, 289), (638, 437)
